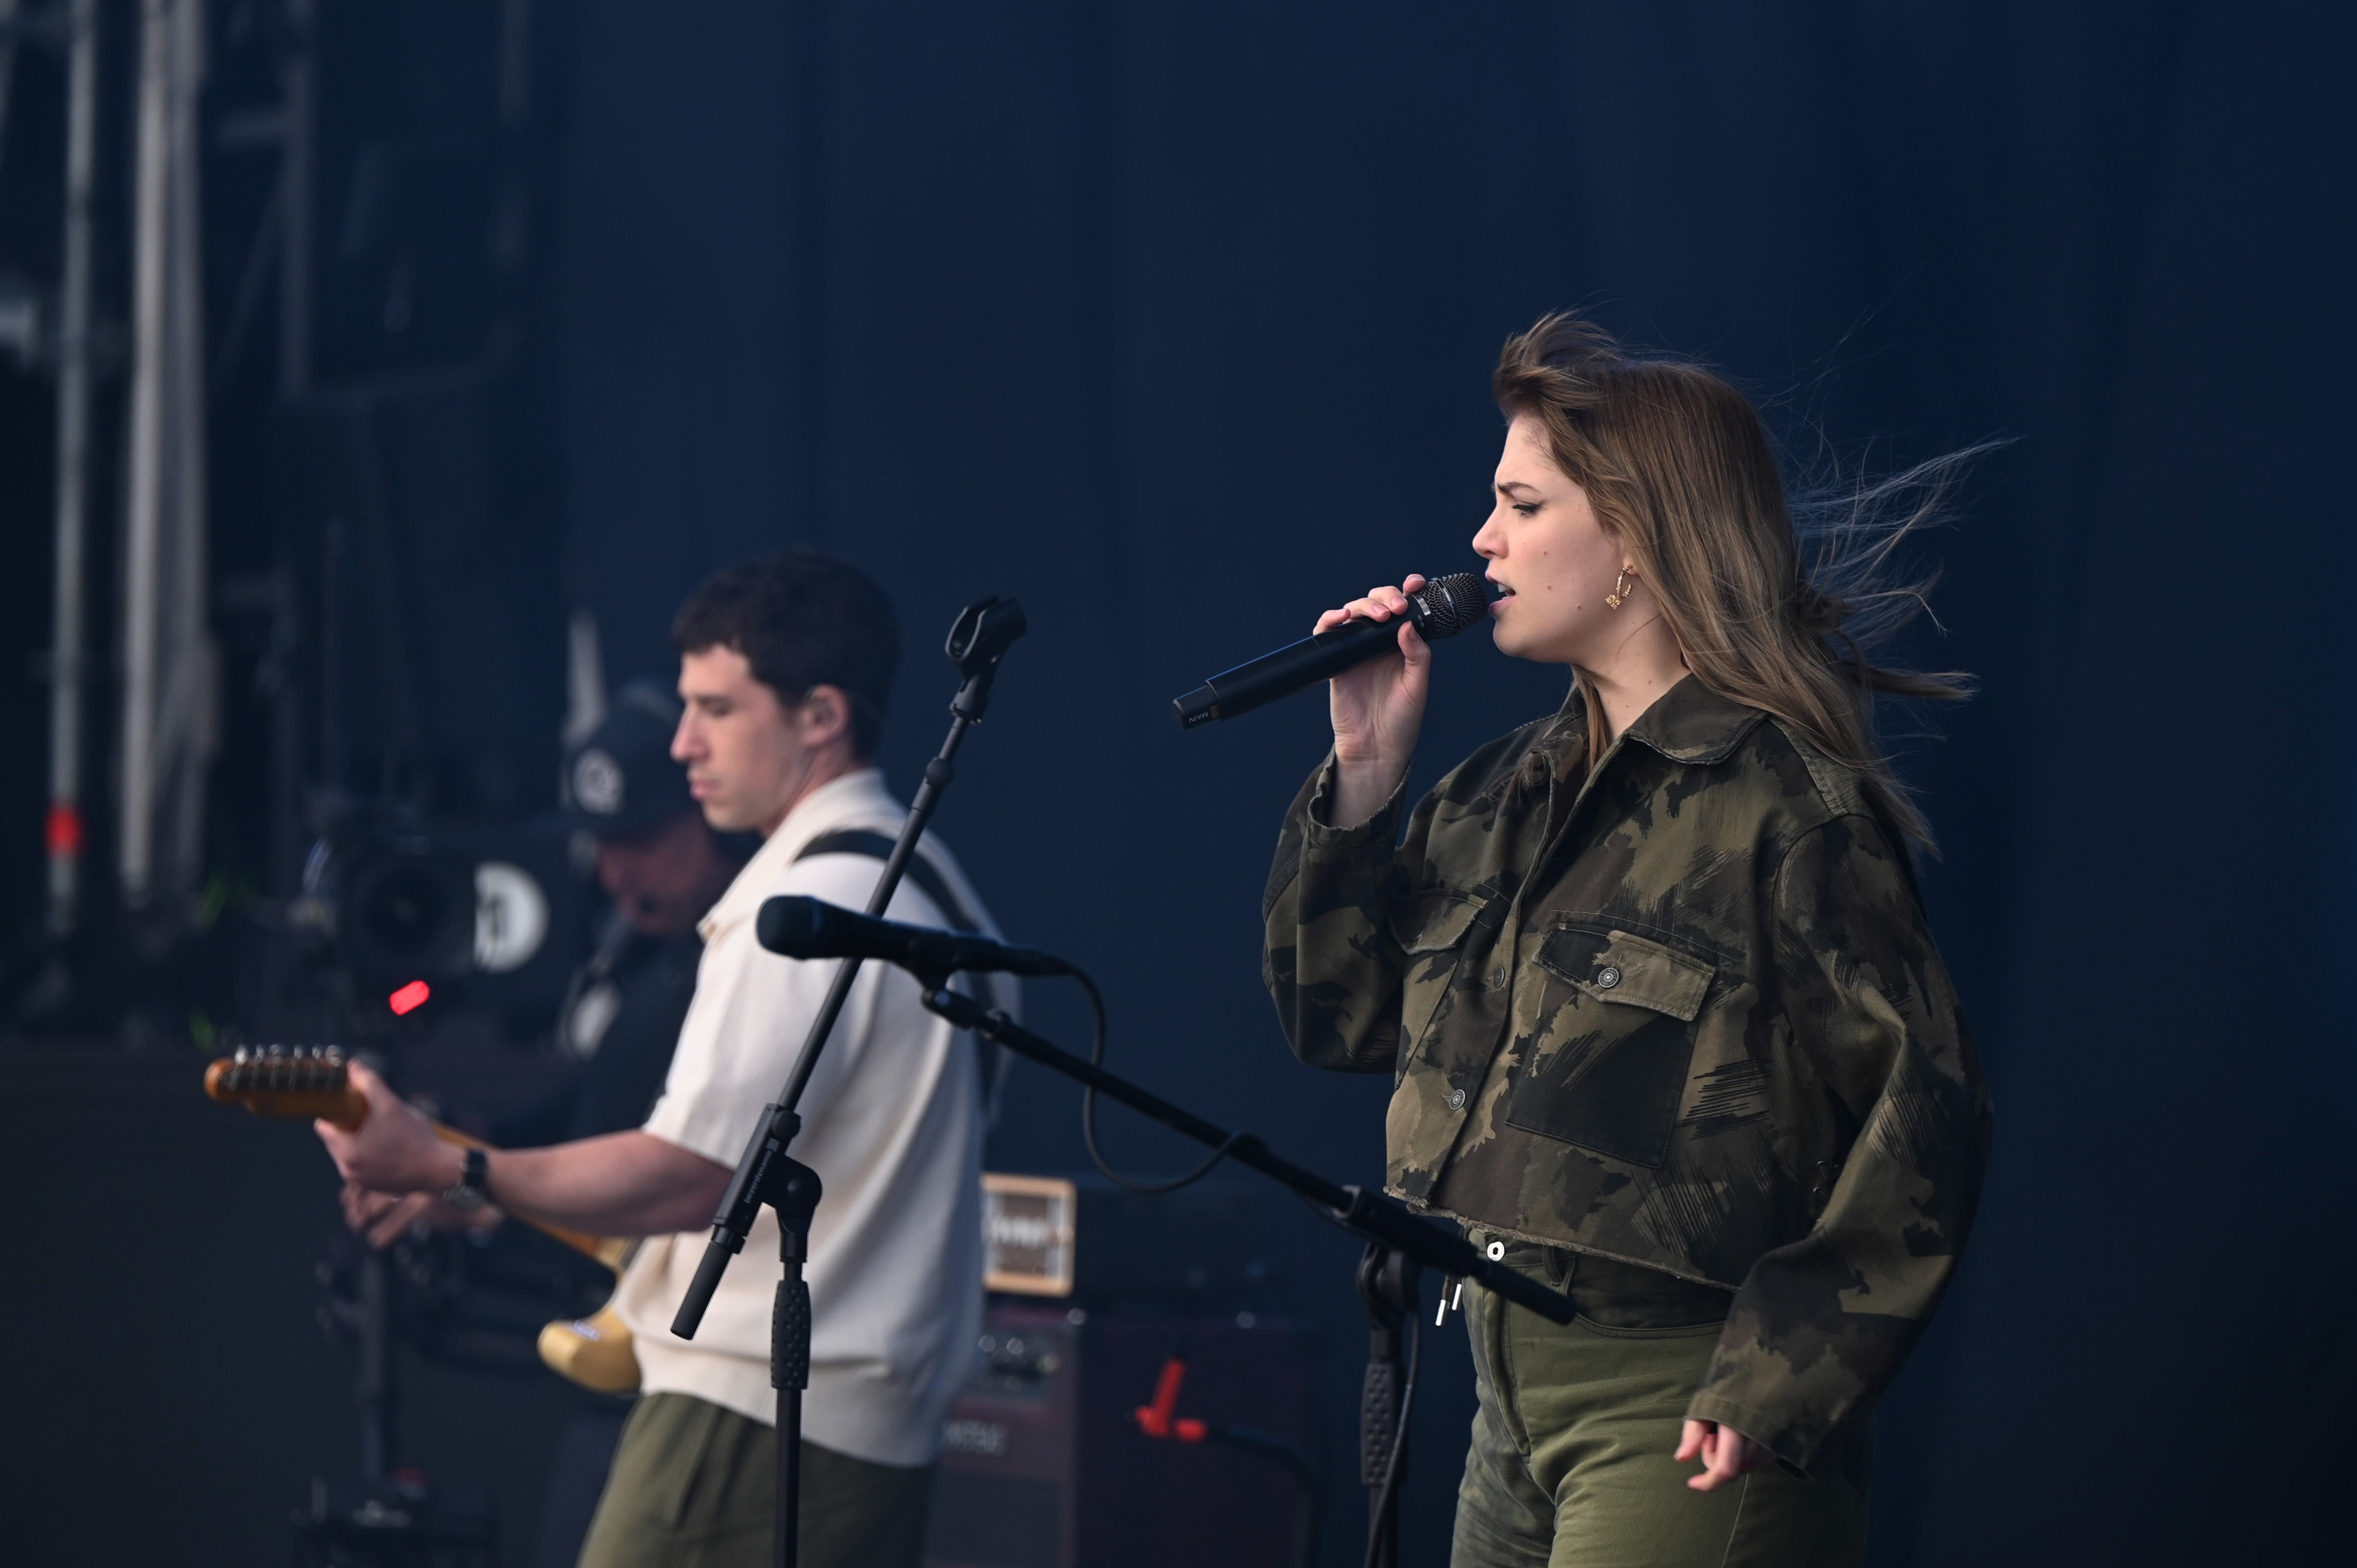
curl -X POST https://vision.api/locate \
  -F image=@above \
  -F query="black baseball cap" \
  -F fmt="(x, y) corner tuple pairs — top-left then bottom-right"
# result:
(562, 679), (697, 838)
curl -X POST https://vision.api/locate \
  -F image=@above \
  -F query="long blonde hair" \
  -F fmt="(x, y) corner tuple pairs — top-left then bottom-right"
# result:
(1493, 312), (1976, 846)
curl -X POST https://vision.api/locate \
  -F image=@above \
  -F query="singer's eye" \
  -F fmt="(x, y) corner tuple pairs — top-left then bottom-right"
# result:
(1512, 502), (1540, 517)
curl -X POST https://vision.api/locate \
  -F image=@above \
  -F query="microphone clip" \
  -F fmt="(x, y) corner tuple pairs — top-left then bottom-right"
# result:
(946, 596), (1028, 722)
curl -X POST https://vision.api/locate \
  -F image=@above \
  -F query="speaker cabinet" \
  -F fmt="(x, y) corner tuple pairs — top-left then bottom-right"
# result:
(924, 1303), (1319, 1568)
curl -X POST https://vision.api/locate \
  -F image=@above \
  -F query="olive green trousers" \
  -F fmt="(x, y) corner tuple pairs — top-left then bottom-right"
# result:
(1451, 1239), (1870, 1568)
(576, 1392), (933, 1568)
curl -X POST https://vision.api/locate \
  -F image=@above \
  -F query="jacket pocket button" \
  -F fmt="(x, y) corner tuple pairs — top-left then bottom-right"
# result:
(1447, 1088), (1468, 1110)
(1595, 965), (1622, 989)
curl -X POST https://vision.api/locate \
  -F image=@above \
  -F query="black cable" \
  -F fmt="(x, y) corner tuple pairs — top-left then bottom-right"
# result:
(1067, 966), (1242, 1192)
(1364, 1297), (1421, 1568)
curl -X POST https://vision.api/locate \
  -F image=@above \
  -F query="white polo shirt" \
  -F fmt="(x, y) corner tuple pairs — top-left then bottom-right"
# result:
(612, 768), (1015, 1466)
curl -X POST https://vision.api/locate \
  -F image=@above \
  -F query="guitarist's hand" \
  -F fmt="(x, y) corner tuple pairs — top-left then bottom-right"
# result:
(343, 1182), (500, 1250)
(319, 1063), (728, 1238)
(316, 1060), (466, 1196)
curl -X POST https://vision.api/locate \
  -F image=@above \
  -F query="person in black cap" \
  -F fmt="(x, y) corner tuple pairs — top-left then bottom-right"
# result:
(342, 678), (752, 1568)
(342, 678), (747, 1234)
(495, 680), (753, 1148)
(508, 683), (746, 1568)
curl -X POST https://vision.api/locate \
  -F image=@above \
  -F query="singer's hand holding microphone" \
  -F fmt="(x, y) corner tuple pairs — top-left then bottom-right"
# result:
(1167, 568), (1488, 825)
(1319, 574), (1441, 830)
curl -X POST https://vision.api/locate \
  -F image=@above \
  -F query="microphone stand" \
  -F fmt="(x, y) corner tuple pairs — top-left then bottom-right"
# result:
(667, 595), (1027, 1568)
(1357, 1244), (1417, 1568)
(911, 982), (1578, 1568)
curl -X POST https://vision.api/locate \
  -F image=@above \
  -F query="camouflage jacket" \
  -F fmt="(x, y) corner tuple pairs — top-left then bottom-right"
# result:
(1262, 676), (1991, 1476)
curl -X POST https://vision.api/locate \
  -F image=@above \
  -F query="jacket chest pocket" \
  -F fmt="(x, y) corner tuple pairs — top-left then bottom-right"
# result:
(1392, 891), (1492, 1070)
(1503, 923), (1714, 1169)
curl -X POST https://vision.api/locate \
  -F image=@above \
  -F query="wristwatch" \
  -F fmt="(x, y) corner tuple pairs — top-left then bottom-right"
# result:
(444, 1146), (492, 1212)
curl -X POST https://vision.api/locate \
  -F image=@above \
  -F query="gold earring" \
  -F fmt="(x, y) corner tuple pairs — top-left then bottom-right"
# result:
(1606, 569), (1632, 610)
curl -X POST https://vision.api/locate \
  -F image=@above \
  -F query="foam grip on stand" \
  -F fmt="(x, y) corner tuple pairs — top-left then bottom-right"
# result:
(773, 1276), (812, 1391)
(1359, 1359), (1401, 1486)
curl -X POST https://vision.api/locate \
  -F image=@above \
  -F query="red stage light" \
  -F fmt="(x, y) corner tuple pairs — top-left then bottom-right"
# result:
(389, 980), (431, 1015)
(44, 802), (83, 857)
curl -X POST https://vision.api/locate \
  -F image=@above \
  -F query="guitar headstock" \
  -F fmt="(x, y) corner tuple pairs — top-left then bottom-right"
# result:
(203, 1045), (367, 1128)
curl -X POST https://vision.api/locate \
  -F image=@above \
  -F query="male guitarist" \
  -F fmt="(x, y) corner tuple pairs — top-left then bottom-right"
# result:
(323, 551), (1015, 1568)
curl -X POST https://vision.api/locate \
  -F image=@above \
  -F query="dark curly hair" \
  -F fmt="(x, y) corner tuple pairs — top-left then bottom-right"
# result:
(672, 550), (900, 757)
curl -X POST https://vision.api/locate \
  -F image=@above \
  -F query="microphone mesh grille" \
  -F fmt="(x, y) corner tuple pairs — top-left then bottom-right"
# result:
(1413, 573), (1491, 639)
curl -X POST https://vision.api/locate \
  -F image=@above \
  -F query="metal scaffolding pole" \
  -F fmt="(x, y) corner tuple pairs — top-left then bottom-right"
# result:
(278, 0), (310, 398)
(120, 0), (211, 911)
(44, 0), (97, 935)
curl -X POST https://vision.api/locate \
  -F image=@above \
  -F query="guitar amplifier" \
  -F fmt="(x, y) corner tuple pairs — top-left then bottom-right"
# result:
(923, 1302), (1319, 1568)
(979, 1172), (1265, 1307)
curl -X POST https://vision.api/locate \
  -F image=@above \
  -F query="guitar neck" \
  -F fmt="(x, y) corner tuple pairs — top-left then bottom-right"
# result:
(203, 1052), (626, 1272)
(425, 1122), (621, 1267)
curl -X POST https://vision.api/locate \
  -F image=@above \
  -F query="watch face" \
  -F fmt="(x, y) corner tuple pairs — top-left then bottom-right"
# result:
(446, 1147), (489, 1209)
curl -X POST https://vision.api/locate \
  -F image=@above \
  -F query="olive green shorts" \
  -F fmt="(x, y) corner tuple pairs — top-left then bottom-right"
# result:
(1451, 1237), (1870, 1568)
(576, 1392), (933, 1568)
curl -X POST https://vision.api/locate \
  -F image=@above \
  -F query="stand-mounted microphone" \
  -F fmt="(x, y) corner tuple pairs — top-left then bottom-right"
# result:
(757, 895), (1073, 979)
(1172, 571), (1492, 728)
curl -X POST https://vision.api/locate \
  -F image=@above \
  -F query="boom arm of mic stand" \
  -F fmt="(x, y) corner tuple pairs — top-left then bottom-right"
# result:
(917, 985), (1577, 1327)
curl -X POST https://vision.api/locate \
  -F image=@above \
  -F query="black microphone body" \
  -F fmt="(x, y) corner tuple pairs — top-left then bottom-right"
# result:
(756, 895), (1071, 979)
(1173, 571), (1492, 728)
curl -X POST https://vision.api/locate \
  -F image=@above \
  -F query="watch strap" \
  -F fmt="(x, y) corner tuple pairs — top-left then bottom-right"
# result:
(444, 1145), (491, 1210)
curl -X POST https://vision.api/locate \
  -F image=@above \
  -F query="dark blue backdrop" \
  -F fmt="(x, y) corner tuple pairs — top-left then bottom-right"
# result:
(548, 3), (2355, 1562)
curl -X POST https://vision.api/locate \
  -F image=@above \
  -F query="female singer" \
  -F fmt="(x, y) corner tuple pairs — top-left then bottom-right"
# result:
(1262, 312), (1991, 1566)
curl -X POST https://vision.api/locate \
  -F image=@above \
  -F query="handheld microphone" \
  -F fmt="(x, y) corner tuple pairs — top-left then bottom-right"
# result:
(756, 895), (1072, 979)
(1172, 572), (1492, 728)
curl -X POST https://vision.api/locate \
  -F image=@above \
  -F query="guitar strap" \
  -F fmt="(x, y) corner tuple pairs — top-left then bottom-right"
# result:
(792, 830), (983, 934)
